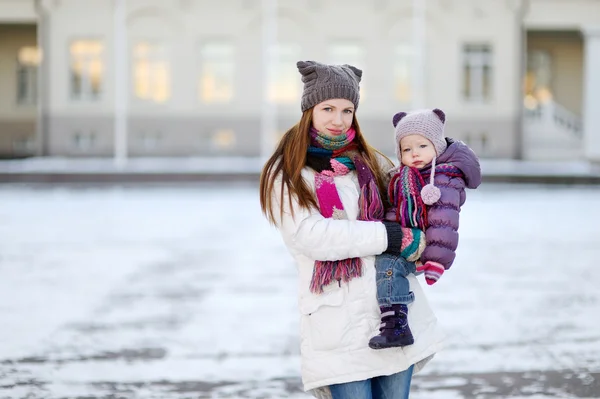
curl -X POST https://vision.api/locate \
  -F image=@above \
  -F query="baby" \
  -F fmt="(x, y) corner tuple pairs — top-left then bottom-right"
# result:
(369, 108), (482, 349)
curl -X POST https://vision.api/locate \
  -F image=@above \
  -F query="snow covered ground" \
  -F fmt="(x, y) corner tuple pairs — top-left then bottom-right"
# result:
(0, 182), (599, 398)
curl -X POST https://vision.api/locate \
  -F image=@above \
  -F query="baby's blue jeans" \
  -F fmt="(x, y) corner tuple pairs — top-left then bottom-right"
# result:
(374, 253), (416, 306)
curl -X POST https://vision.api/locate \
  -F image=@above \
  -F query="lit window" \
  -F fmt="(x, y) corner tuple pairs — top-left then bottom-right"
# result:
(199, 42), (235, 103)
(462, 44), (493, 102)
(211, 129), (236, 150)
(329, 43), (365, 99)
(268, 44), (301, 104)
(70, 40), (104, 101)
(394, 44), (413, 103)
(17, 46), (41, 105)
(524, 50), (553, 107)
(133, 42), (171, 104)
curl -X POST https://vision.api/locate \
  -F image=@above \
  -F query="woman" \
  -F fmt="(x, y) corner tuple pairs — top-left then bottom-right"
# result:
(259, 60), (445, 399)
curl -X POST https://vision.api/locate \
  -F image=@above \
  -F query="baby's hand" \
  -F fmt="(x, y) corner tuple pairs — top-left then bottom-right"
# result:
(415, 260), (425, 275)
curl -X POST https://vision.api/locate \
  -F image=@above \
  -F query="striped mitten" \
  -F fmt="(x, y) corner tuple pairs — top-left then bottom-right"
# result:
(400, 227), (426, 262)
(417, 261), (445, 285)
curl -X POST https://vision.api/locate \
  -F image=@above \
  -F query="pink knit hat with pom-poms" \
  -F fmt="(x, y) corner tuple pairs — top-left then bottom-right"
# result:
(392, 108), (448, 205)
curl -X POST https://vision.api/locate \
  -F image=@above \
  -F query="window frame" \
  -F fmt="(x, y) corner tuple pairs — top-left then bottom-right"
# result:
(198, 40), (236, 105)
(267, 43), (302, 105)
(461, 43), (493, 103)
(16, 46), (41, 106)
(68, 38), (105, 102)
(131, 40), (172, 105)
(393, 44), (414, 104)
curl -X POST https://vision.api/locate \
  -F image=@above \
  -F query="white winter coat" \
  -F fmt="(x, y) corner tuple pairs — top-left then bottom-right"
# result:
(272, 166), (447, 397)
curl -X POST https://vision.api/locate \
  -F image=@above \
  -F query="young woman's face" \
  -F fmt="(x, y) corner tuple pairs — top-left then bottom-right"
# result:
(311, 98), (355, 137)
(400, 134), (436, 169)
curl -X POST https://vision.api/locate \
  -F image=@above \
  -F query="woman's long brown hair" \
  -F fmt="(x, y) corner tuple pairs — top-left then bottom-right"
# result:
(259, 109), (392, 225)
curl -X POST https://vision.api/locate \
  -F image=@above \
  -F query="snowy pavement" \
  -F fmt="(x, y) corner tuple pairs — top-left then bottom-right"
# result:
(0, 183), (599, 398)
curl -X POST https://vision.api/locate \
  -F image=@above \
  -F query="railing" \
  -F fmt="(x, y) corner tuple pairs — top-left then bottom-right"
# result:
(524, 100), (582, 139)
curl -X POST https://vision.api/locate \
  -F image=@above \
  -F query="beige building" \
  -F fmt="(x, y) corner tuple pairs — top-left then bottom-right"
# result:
(0, 0), (599, 161)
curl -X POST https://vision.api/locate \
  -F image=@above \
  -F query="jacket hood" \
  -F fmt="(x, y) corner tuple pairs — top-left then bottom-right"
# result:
(436, 138), (482, 189)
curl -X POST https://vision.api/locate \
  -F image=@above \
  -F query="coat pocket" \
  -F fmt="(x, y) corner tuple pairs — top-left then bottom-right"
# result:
(299, 288), (351, 352)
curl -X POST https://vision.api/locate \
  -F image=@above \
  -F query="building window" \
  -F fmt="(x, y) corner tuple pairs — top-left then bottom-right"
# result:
(72, 131), (96, 151)
(268, 44), (301, 104)
(462, 44), (492, 102)
(70, 40), (104, 101)
(133, 42), (171, 104)
(329, 43), (365, 98)
(465, 132), (490, 157)
(199, 42), (235, 103)
(16, 47), (41, 105)
(137, 131), (162, 151)
(394, 44), (413, 103)
(12, 136), (36, 154)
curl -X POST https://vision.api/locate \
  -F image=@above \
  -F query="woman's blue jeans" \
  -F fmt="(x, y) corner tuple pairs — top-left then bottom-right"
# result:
(329, 365), (415, 399)
(375, 253), (416, 306)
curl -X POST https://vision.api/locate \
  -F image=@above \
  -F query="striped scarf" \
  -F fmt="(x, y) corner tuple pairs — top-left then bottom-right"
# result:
(308, 127), (385, 294)
(388, 165), (428, 230)
(388, 162), (465, 230)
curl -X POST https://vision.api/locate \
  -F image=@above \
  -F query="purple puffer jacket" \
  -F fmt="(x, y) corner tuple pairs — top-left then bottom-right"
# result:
(419, 138), (481, 270)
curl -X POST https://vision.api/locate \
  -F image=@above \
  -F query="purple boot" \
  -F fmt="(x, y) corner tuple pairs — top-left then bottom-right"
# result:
(368, 304), (414, 349)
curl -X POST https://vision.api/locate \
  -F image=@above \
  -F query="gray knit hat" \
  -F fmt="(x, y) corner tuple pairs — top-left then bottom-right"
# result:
(297, 60), (362, 112)
(393, 108), (448, 160)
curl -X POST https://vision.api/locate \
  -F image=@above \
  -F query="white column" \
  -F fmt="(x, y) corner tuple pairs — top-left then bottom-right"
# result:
(113, 0), (128, 167)
(583, 26), (600, 163)
(34, 0), (48, 156)
(260, 0), (277, 160)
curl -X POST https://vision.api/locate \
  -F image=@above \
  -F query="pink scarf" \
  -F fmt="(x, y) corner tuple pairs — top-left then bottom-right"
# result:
(309, 127), (385, 293)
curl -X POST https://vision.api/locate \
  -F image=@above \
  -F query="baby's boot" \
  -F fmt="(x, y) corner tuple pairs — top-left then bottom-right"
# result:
(368, 304), (414, 349)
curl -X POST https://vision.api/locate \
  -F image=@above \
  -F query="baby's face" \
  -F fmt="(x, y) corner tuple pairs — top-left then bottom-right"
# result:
(399, 135), (436, 169)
